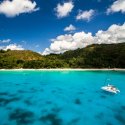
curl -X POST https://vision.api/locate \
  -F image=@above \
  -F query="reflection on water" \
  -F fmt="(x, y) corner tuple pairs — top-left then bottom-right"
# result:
(0, 71), (125, 125)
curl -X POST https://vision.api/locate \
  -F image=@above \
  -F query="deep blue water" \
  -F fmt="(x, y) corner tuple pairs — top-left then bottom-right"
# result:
(0, 70), (125, 125)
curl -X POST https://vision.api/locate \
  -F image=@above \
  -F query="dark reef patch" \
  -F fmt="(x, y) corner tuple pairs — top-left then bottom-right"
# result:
(106, 122), (113, 125)
(18, 90), (27, 93)
(121, 106), (125, 110)
(40, 82), (48, 86)
(56, 88), (62, 91)
(30, 88), (38, 92)
(52, 90), (56, 93)
(74, 99), (81, 105)
(41, 109), (48, 113)
(24, 100), (32, 105)
(95, 90), (99, 93)
(40, 89), (44, 92)
(88, 99), (92, 102)
(51, 107), (61, 113)
(2, 124), (9, 125)
(15, 83), (20, 86)
(95, 112), (104, 119)
(68, 118), (79, 125)
(40, 113), (62, 125)
(6, 107), (13, 110)
(9, 93), (17, 97)
(0, 97), (20, 106)
(115, 114), (125, 125)
(9, 108), (34, 125)
(100, 95), (106, 99)
(0, 92), (9, 96)
(55, 88), (63, 93)
(46, 101), (52, 104)
(83, 88), (86, 90)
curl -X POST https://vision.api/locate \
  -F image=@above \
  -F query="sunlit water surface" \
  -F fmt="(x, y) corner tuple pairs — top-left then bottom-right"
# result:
(0, 70), (125, 125)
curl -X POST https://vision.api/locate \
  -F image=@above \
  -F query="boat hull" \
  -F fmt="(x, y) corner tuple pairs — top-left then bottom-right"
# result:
(101, 86), (119, 94)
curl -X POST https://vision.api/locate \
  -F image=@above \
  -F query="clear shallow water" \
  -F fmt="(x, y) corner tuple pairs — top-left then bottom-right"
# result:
(0, 70), (125, 125)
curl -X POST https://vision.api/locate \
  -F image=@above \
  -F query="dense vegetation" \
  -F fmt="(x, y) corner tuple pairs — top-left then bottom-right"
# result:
(0, 43), (125, 69)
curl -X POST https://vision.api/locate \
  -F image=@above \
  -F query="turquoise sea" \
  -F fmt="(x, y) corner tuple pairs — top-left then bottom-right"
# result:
(0, 70), (125, 125)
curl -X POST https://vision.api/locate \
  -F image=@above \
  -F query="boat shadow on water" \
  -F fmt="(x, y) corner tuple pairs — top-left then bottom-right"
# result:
(101, 90), (117, 96)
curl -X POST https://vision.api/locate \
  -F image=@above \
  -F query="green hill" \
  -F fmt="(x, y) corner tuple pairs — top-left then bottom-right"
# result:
(0, 50), (43, 60)
(0, 43), (125, 69)
(0, 50), (43, 68)
(59, 43), (125, 68)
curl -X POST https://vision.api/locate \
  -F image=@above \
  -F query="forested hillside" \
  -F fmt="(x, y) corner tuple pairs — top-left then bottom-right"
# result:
(0, 50), (43, 68)
(0, 43), (125, 69)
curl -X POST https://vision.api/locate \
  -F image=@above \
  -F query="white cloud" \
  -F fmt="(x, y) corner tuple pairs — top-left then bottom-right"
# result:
(0, 0), (39, 17)
(55, 1), (74, 18)
(42, 32), (94, 55)
(76, 9), (95, 21)
(0, 44), (24, 50)
(95, 23), (125, 44)
(107, 0), (125, 14)
(42, 23), (125, 55)
(0, 39), (11, 43)
(64, 24), (76, 32)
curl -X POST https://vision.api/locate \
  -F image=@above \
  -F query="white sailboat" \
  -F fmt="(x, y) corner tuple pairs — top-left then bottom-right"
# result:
(101, 84), (120, 94)
(101, 76), (120, 94)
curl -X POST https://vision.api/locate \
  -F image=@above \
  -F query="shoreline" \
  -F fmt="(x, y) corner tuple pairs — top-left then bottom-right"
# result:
(0, 68), (125, 71)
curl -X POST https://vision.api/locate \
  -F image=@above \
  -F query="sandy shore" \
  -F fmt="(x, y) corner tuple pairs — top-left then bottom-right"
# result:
(0, 68), (125, 71)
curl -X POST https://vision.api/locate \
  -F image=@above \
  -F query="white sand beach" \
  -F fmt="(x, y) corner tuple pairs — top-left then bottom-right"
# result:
(0, 68), (125, 71)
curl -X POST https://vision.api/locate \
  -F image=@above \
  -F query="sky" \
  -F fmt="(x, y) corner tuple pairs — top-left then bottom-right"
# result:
(0, 0), (125, 54)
